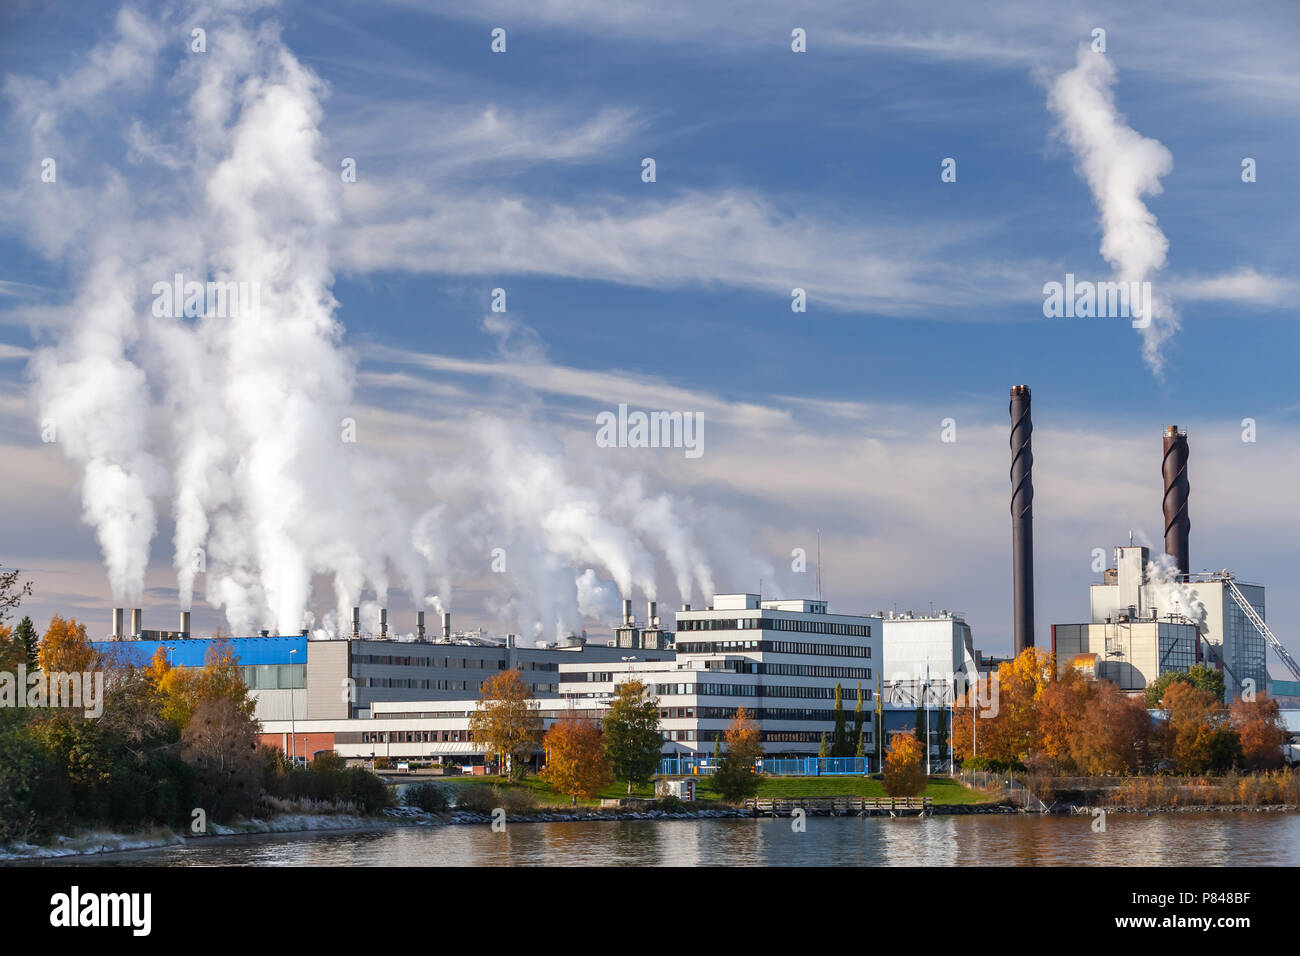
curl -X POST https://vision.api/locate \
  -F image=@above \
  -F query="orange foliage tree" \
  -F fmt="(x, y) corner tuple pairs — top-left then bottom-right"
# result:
(1161, 681), (1224, 773)
(1230, 697), (1287, 771)
(1034, 668), (1093, 773)
(1070, 680), (1151, 774)
(883, 730), (926, 797)
(37, 615), (99, 673)
(541, 714), (612, 804)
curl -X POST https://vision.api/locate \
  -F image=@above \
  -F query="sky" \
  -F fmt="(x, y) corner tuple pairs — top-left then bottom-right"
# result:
(1, 0), (1298, 670)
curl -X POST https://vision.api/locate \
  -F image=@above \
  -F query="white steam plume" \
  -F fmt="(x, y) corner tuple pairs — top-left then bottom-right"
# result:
(1048, 47), (1177, 376)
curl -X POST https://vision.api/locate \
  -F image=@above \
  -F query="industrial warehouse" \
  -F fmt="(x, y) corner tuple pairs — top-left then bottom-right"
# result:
(91, 388), (1300, 772)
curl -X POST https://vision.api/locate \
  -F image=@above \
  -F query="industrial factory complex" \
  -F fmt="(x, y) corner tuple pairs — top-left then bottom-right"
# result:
(91, 387), (1300, 770)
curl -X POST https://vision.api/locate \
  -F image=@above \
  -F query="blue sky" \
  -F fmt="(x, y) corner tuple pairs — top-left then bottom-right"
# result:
(1, 1), (1298, 667)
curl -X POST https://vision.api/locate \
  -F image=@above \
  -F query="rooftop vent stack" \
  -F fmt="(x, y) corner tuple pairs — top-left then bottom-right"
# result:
(417, 611), (426, 641)
(379, 607), (388, 638)
(260, 629), (269, 638)
(299, 628), (309, 638)
(442, 612), (451, 640)
(351, 607), (360, 640)
(1010, 385), (1036, 654)
(1162, 425), (1191, 578)
(131, 608), (143, 639)
(622, 599), (633, 626)
(111, 607), (124, 639)
(180, 610), (191, 637)
(647, 600), (658, 628)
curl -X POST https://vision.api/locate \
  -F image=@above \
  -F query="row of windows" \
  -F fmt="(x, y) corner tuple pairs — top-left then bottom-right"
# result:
(240, 663), (304, 690)
(358, 677), (556, 693)
(675, 640), (872, 659)
(680, 730), (849, 744)
(659, 706), (871, 721)
(652, 683), (862, 700)
(677, 618), (871, 637)
(354, 654), (507, 669)
(563, 661), (870, 685)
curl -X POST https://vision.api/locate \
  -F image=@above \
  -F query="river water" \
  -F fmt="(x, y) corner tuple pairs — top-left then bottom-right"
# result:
(50, 812), (1300, 866)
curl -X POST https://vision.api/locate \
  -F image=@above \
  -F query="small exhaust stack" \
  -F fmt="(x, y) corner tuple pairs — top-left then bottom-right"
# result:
(111, 607), (124, 639)
(622, 599), (633, 626)
(131, 608), (143, 638)
(647, 600), (658, 628)
(442, 612), (451, 640)
(1009, 385), (1035, 654)
(1162, 425), (1190, 578)
(379, 607), (388, 638)
(417, 610), (426, 641)
(351, 606), (360, 639)
(180, 610), (191, 636)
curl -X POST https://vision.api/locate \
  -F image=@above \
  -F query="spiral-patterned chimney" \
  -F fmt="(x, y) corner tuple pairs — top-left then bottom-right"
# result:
(1162, 425), (1190, 578)
(1010, 386), (1035, 654)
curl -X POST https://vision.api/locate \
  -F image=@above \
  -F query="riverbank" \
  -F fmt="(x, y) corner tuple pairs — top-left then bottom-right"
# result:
(0, 811), (403, 863)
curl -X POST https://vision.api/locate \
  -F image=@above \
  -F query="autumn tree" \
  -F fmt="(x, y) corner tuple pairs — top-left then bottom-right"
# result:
(883, 730), (926, 797)
(960, 649), (1055, 769)
(147, 641), (255, 732)
(469, 669), (543, 780)
(1070, 680), (1151, 774)
(1161, 681), (1227, 774)
(1229, 696), (1287, 771)
(541, 714), (612, 804)
(602, 679), (662, 794)
(1034, 668), (1093, 773)
(712, 707), (762, 802)
(1145, 663), (1225, 708)
(37, 616), (99, 674)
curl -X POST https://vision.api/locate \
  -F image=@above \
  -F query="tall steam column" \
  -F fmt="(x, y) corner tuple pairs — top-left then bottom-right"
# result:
(1162, 425), (1190, 578)
(1010, 385), (1035, 654)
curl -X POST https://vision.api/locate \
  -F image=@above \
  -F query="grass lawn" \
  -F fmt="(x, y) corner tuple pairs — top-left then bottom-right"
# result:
(436, 773), (997, 807)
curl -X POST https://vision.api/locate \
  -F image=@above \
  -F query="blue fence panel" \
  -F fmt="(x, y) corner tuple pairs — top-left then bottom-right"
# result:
(660, 755), (873, 776)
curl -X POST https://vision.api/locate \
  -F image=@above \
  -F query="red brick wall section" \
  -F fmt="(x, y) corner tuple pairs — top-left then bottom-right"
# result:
(259, 732), (336, 761)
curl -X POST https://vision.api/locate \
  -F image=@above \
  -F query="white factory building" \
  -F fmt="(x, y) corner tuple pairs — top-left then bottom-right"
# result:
(880, 610), (980, 706)
(1053, 545), (1269, 699)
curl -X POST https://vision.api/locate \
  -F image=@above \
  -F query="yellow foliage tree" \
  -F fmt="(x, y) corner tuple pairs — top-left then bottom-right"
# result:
(469, 669), (544, 780)
(541, 714), (612, 804)
(883, 730), (926, 797)
(37, 615), (98, 674)
(147, 641), (255, 731)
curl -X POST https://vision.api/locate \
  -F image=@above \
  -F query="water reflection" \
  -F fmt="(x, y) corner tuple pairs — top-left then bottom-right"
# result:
(42, 812), (1300, 867)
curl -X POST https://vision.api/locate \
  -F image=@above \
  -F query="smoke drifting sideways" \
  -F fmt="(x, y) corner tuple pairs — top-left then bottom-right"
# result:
(1146, 554), (1208, 631)
(10, 3), (768, 642)
(1048, 47), (1177, 378)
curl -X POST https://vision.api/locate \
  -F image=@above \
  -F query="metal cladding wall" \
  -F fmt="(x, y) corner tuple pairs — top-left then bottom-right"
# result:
(1162, 425), (1191, 577)
(94, 634), (307, 667)
(1009, 385), (1035, 654)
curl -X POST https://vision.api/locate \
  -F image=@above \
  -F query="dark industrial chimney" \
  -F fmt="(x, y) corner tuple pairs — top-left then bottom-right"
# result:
(1010, 385), (1035, 654)
(350, 606), (360, 640)
(1162, 425), (1190, 578)
(417, 610), (426, 641)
